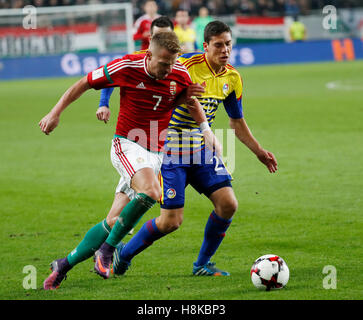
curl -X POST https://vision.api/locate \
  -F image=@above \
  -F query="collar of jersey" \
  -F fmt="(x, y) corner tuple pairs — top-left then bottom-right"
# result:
(143, 55), (155, 79)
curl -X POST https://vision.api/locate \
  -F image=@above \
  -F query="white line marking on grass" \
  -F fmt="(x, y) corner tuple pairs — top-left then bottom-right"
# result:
(326, 80), (363, 91)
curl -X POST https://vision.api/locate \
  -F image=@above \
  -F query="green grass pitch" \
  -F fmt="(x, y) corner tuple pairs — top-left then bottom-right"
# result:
(0, 60), (362, 300)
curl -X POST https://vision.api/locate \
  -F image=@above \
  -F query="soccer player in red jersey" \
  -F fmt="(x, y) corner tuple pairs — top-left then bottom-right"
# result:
(133, 0), (160, 50)
(40, 31), (221, 289)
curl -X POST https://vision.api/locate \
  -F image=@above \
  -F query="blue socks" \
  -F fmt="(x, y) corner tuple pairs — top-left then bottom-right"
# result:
(195, 211), (232, 267)
(121, 218), (165, 262)
(120, 212), (231, 266)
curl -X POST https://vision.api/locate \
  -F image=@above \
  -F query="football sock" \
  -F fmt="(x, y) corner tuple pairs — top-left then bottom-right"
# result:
(105, 193), (156, 248)
(195, 210), (232, 267)
(66, 219), (111, 267)
(120, 218), (165, 262)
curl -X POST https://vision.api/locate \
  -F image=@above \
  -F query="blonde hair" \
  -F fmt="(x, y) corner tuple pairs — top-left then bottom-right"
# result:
(149, 31), (181, 54)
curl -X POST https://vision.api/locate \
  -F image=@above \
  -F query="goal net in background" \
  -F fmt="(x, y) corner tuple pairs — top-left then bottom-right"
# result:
(0, 3), (134, 58)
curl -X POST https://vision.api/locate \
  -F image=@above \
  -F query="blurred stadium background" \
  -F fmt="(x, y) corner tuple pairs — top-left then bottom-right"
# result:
(1, 1), (363, 300)
(0, 0), (363, 78)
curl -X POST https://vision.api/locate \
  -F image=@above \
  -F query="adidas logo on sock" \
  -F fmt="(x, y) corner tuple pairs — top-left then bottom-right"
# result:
(136, 82), (146, 89)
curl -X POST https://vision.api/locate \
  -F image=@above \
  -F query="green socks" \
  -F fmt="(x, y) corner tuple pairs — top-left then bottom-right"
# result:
(65, 193), (155, 267)
(67, 219), (111, 266)
(105, 193), (156, 247)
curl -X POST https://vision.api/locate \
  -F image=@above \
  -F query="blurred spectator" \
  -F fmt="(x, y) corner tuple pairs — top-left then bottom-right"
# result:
(256, 0), (269, 16)
(192, 7), (213, 50)
(133, 0), (160, 50)
(285, 0), (300, 17)
(190, 0), (207, 17)
(273, 0), (286, 16)
(289, 15), (306, 41)
(62, 0), (76, 5)
(12, 0), (25, 8)
(240, 0), (257, 15)
(49, 0), (59, 6)
(174, 9), (197, 53)
(298, 0), (311, 15)
(32, 0), (45, 7)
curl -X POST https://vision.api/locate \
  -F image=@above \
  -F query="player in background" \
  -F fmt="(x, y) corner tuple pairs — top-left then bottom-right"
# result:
(40, 31), (221, 289)
(192, 7), (213, 51)
(289, 15), (306, 42)
(97, 16), (175, 125)
(109, 21), (278, 277)
(133, 0), (160, 50)
(174, 9), (197, 54)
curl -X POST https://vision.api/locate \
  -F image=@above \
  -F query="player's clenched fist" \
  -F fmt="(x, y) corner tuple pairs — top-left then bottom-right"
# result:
(39, 113), (59, 135)
(185, 82), (205, 105)
(202, 129), (223, 159)
(96, 106), (111, 123)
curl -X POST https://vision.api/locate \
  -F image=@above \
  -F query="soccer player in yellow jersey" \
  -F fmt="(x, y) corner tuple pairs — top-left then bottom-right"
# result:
(111, 21), (278, 276)
(289, 15), (306, 42)
(174, 9), (196, 53)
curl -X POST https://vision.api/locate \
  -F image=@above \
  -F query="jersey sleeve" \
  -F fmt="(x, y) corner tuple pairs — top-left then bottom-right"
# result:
(99, 87), (115, 107)
(87, 58), (125, 90)
(223, 73), (244, 119)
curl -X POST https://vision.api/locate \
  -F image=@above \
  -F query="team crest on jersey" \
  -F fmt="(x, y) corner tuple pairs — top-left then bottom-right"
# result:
(222, 83), (229, 95)
(166, 188), (176, 199)
(170, 81), (177, 95)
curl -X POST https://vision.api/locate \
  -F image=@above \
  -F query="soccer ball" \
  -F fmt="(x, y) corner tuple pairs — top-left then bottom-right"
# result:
(250, 254), (289, 291)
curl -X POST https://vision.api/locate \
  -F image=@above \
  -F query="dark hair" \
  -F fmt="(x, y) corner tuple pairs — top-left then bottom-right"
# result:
(151, 16), (174, 34)
(204, 21), (232, 43)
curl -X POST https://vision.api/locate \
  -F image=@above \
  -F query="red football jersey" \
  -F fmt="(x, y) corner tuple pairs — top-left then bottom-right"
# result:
(87, 53), (192, 152)
(133, 14), (160, 50)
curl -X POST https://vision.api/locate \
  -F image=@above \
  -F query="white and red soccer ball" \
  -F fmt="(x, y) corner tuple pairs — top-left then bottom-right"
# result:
(250, 254), (289, 291)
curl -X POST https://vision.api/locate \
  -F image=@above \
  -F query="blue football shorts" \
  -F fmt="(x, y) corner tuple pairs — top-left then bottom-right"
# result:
(160, 147), (232, 209)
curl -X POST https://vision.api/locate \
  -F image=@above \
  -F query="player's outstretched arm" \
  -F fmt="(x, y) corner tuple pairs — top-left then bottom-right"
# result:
(230, 118), (277, 173)
(39, 76), (91, 135)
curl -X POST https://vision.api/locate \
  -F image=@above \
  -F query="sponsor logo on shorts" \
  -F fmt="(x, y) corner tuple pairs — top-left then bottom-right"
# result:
(136, 157), (145, 163)
(166, 188), (176, 199)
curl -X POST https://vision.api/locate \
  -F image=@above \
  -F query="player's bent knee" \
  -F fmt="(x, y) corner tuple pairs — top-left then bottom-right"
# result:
(216, 198), (238, 218)
(106, 216), (117, 229)
(160, 219), (182, 234)
(157, 215), (183, 234)
(140, 184), (162, 202)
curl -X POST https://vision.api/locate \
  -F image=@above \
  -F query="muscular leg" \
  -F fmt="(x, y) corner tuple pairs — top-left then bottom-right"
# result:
(194, 187), (238, 269)
(119, 207), (184, 264)
(96, 168), (162, 278)
(104, 168), (161, 248)
(112, 159), (188, 274)
(156, 208), (184, 233)
(66, 192), (129, 267)
(43, 191), (130, 289)
(106, 192), (130, 228)
(209, 187), (238, 220)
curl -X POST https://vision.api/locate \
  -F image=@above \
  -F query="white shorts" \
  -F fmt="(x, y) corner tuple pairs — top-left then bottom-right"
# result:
(111, 137), (163, 200)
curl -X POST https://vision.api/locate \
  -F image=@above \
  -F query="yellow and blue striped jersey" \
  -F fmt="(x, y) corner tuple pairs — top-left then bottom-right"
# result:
(165, 52), (243, 154)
